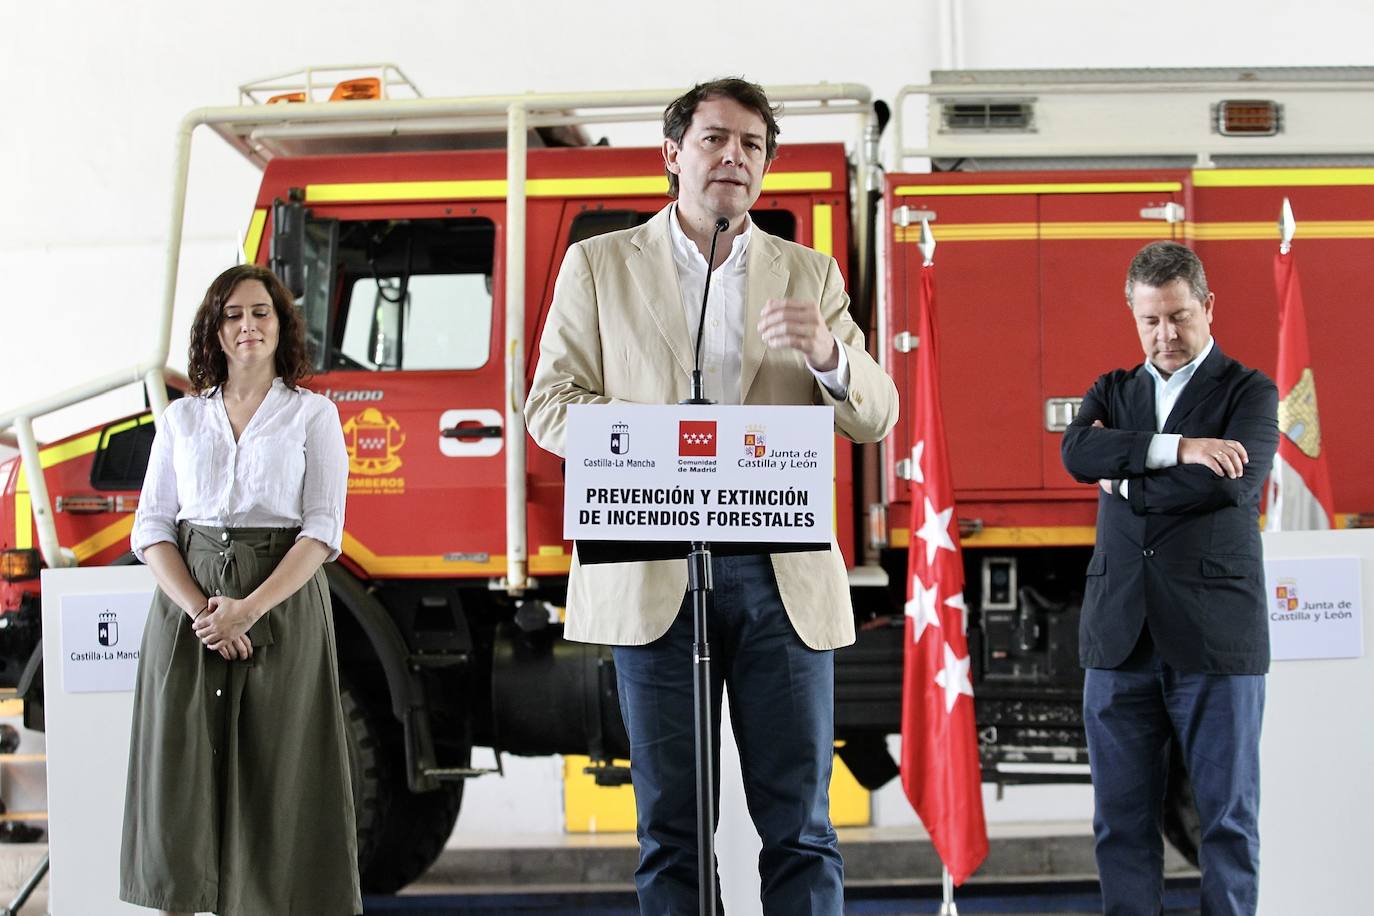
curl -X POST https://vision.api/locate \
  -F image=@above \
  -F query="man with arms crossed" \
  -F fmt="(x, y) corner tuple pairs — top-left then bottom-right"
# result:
(1062, 241), (1278, 915)
(524, 78), (897, 914)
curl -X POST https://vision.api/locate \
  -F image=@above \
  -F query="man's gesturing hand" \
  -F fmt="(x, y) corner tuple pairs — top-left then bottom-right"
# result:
(1179, 436), (1249, 479)
(758, 298), (838, 371)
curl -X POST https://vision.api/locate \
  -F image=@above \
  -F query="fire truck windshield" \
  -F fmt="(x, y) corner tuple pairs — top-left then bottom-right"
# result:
(302, 216), (496, 372)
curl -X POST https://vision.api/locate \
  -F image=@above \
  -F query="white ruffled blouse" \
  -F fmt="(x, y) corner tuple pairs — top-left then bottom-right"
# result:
(131, 378), (349, 562)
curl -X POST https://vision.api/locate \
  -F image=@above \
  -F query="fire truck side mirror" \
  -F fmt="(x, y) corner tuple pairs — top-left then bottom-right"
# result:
(270, 197), (308, 299)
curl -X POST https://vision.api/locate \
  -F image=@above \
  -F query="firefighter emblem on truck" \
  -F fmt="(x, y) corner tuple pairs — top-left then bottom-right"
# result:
(342, 408), (406, 475)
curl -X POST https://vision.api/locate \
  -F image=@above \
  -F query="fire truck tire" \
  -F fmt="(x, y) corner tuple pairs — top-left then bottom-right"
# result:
(340, 685), (464, 893)
(1161, 739), (1202, 868)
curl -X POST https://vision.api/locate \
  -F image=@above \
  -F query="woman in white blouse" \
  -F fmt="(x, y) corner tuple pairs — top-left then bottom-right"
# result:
(120, 264), (362, 916)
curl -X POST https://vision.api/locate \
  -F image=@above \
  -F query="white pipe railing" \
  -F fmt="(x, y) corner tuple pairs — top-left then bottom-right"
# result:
(2, 81), (873, 579)
(504, 103), (529, 594)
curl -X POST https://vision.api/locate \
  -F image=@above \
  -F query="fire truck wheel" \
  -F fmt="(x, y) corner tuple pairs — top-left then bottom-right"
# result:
(341, 684), (465, 893)
(1161, 739), (1202, 868)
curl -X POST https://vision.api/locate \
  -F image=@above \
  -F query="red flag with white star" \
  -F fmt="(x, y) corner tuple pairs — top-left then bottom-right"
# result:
(900, 264), (988, 885)
(1265, 249), (1335, 530)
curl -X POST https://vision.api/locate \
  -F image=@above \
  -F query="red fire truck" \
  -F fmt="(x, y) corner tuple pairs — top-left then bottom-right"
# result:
(2, 65), (1371, 889)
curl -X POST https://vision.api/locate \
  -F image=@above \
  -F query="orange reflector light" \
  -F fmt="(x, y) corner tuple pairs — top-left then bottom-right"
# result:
(267, 92), (307, 105)
(0, 549), (40, 582)
(1216, 100), (1282, 137)
(330, 77), (381, 102)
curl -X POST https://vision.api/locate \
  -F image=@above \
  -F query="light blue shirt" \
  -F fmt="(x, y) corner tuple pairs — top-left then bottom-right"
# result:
(1121, 336), (1215, 498)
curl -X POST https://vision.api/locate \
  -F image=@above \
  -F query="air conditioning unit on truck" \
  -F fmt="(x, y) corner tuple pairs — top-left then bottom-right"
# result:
(1, 64), (1370, 889)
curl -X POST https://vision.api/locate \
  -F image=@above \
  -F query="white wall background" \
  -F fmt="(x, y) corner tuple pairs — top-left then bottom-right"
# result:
(4, 0), (1374, 448)
(3, 0), (1373, 834)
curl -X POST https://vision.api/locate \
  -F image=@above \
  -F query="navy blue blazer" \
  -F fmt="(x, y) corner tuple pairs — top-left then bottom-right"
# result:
(1061, 343), (1279, 674)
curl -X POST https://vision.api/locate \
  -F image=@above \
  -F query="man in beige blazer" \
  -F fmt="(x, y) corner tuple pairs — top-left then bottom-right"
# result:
(525, 78), (897, 915)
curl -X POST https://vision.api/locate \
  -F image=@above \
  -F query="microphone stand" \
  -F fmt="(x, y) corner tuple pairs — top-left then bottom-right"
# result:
(681, 215), (728, 916)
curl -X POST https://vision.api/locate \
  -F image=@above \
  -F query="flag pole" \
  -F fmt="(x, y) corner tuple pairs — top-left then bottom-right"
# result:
(925, 221), (951, 916)
(1267, 197), (1300, 529)
(925, 220), (957, 916)
(1278, 196), (1296, 256)
(939, 866), (959, 915)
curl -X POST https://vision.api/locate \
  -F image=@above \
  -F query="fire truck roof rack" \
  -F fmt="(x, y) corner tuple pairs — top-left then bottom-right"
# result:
(891, 66), (1374, 171)
(238, 63), (424, 106)
(232, 63), (597, 157)
(212, 70), (872, 168)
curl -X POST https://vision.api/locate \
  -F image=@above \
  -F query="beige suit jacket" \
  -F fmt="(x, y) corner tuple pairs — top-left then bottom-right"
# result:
(524, 206), (899, 650)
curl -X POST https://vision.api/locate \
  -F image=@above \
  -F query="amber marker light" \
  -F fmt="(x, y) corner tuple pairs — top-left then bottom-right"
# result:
(0, 549), (40, 582)
(330, 77), (381, 101)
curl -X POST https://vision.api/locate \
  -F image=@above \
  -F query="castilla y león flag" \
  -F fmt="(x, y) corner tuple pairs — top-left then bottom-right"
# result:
(900, 264), (988, 885)
(1266, 249), (1335, 530)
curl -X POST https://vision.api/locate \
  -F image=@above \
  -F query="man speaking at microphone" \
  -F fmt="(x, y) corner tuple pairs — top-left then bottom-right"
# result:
(525, 78), (897, 913)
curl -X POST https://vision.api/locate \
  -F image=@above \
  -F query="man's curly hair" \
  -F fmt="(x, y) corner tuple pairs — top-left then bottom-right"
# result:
(187, 264), (312, 393)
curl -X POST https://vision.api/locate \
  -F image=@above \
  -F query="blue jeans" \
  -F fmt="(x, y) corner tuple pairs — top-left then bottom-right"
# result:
(1084, 631), (1265, 916)
(612, 554), (844, 916)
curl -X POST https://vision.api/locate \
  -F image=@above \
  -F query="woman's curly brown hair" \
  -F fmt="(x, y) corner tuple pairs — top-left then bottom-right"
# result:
(187, 265), (313, 394)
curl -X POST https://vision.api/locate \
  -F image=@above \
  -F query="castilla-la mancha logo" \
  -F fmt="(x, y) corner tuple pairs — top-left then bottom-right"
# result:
(97, 611), (119, 647)
(610, 422), (630, 455)
(679, 420), (716, 457)
(744, 425), (766, 458)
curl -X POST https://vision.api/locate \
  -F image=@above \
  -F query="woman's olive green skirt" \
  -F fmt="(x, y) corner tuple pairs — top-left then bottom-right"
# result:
(120, 523), (362, 915)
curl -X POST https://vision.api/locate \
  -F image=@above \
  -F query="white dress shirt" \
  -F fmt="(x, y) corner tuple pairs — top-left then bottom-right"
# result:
(667, 204), (849, 405)
(1120, 336), (1215, 498)
(131, 378), (350, 562)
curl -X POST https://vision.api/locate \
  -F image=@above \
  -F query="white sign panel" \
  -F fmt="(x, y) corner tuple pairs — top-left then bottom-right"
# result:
(43, 565), (158, 915)
(564, 404), (834, 543)
(60, 589), (151, 693)
(1264, 555), (1363, 661)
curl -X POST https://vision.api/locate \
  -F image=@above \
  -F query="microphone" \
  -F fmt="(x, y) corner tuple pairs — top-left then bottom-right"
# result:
(686, 216), (731, 405)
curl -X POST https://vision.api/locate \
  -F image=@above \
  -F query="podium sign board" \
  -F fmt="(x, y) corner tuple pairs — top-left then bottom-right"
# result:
(564, 404), (833, 544)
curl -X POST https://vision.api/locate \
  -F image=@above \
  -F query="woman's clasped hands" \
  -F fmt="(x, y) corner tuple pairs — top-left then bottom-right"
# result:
(192, 596), (260, 660)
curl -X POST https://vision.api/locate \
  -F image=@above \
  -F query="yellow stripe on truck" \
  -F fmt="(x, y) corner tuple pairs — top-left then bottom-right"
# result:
(1187, 220), (1374, 240)
(894, 181), (1182, 197)
(1191, 168), (1374, 188)
(305, 172), (833, 204)
(894, 220), (1374, 244)
(307, 179), (508, 203)
(340, 531), (574, 577)
(812, 204), (833, 256)
(14, 492), (30, 550)
(71, 516), (136, 563)
(243, 209), (268, 263)
(891, 525), (1098, 548)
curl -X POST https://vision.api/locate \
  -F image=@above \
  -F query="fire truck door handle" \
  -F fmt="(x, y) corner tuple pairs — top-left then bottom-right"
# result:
(1043, 397), (1082, 433)
(442, 424), (503, 439)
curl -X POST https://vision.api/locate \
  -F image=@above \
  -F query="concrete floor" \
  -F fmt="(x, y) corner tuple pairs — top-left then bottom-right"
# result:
(0, 842), (47, 914)
(2, 822), (1195, 914)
